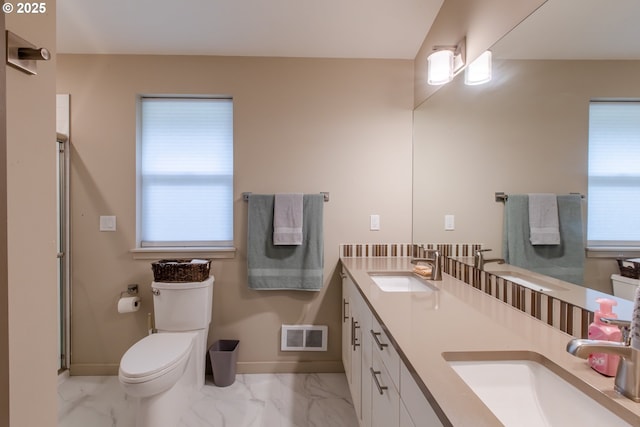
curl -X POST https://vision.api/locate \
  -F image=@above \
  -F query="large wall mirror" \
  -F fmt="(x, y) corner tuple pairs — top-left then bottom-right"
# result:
(412, 0), (640, 294)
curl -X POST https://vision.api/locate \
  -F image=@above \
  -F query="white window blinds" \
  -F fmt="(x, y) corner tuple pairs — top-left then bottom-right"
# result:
(588, 101), (640, 248)
(139, 97), (233, 247)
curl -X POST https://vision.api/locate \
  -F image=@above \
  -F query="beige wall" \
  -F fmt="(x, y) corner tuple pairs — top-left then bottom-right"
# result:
(413, 0), (546, 107)
(413, 59), (640, 293)
(4, 3), (58, 426)
(56, 55), (414, 374)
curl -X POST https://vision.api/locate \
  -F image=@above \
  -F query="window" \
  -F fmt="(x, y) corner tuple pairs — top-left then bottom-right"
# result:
(138, 97), (233, 248)
(587, 101), (640, 249)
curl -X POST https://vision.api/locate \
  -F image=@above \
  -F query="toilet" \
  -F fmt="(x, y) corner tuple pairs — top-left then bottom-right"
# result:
(119, 276), (214, 427)
(611, 274), (639, 301)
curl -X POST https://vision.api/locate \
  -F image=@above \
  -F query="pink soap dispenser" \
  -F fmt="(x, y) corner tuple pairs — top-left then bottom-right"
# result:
(588, 298), (622, 377)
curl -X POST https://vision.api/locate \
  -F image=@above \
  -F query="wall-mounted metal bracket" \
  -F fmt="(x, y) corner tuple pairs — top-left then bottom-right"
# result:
(120, 284), (139, 298)
(6, 30), (50, 75)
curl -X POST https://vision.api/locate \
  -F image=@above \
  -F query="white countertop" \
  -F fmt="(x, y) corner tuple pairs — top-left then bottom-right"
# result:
(340, 257), (640, 427)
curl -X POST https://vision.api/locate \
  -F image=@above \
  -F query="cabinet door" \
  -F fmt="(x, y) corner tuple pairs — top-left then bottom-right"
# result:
(343, 273), (362, 420)
(350, 312), (362, 420)
(361, 310), (373, 427)
(371, 350), (400, 427)
(341, 273), (351, 382)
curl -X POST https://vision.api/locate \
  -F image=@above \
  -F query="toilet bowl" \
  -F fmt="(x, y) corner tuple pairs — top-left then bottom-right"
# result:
(611, 274), (640, 301)
(119, 332), (196, 397)
(119, 332), (197, 427)
(118, 276), (214, 427)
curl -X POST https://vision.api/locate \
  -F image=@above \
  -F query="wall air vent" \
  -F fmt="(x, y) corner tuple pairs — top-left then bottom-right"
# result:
(281, 325), (328, 351)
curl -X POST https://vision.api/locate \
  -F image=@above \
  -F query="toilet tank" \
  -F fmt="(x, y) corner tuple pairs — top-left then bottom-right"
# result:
(611, 274), (639, 301)
(152, 276), (214, 331)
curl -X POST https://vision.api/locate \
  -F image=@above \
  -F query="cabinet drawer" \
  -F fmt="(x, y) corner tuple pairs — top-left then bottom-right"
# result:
(370, 316), (400, 390)
(370, 349), (399, 427)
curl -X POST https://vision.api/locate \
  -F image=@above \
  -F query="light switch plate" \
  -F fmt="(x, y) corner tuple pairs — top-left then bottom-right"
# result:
(370, 214), (380, 231)
(100, 215), (116, 232)
(444, 214), (455, 231)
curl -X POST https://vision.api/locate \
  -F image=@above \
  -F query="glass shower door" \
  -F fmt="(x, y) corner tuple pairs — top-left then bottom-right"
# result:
(57, 134), (69, 372)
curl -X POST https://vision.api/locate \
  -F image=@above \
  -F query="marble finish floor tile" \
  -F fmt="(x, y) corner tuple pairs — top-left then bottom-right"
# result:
(58, 373), (358, 427)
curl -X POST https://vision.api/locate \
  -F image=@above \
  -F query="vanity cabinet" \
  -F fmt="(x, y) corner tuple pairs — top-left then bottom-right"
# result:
(342, 269), (444, 427)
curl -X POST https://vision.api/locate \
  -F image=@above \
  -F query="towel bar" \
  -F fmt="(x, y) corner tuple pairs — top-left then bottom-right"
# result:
(495, 192), (584, 203)
(243, 192), (329, 202)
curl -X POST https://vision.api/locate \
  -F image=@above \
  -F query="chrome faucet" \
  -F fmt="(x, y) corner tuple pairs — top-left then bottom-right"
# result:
(567, 318), (640, 402)
(411, 249), (442, 281)
(473, 248), (505, 270)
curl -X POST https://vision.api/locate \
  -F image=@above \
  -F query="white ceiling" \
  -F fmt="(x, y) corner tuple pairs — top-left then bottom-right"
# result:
(493, 0), (640, 60)
(56, 0), (445, 59)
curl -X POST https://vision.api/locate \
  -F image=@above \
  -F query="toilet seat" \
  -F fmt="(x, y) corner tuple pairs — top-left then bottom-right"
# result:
(119, 332), (196, 384)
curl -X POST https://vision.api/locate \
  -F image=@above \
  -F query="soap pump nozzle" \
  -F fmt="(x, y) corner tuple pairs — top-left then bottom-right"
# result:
(594, 298), (617, 324)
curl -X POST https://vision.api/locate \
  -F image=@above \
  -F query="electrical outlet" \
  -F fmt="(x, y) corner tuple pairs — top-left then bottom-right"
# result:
(370, 214), (380, 231)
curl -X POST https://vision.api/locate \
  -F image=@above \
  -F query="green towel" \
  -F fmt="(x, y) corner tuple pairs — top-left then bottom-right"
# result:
(503, 194), (585, 285)
(247, 194), (324, 291)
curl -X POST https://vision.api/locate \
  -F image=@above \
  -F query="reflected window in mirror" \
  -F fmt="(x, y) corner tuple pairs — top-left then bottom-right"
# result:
(587, 101), (640, 249)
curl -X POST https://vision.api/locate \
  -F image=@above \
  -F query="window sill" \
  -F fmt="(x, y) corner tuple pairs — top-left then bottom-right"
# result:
(130, 247), (236, 260)
(586, 247), (640, 258)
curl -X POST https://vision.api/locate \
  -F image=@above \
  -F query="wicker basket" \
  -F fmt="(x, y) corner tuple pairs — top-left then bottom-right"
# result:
(151, 259), (211, 282)
(616, 258), (640, 279)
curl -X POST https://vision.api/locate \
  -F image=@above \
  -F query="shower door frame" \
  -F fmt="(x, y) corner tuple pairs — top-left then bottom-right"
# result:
(56, 93), (71, 373)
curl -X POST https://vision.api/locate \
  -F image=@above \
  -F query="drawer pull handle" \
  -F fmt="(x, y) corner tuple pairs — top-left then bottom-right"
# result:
(352, 319), (360, 350)
(370, 367), (388, 395)
(370, 330), (388, 351)
(343, 299), (349, 322)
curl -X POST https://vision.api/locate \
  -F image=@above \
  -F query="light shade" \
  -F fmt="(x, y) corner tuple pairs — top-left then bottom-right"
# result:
(427, 50), (454, 85)
(465, 51), (492, 85)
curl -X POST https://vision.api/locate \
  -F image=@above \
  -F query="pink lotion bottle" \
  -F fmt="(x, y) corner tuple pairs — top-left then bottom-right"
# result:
(588, 298), (622, 377)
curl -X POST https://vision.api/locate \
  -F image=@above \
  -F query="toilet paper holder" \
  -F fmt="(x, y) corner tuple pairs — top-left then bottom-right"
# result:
(120, 284), (139, 298)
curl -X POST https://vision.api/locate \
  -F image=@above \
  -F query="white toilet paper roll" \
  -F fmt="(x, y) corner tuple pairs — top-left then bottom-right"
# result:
(118, 296), (141, 314)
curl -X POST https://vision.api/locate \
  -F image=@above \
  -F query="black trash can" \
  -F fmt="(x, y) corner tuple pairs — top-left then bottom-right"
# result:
(209, 340), (239, 387)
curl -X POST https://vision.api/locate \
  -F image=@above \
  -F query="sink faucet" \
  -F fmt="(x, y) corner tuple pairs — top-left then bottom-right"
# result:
(411, 249), (442, 281)
(567, 318), (640, 402)
(474, 248), (505, 270)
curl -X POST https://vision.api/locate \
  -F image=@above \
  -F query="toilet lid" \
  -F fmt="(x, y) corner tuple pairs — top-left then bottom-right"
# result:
(120, 333), (194, 379)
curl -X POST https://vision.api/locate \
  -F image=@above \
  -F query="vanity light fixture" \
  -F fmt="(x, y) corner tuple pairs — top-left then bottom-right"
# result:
(465, 50), (492, 85)
(427, 38), (466, 86)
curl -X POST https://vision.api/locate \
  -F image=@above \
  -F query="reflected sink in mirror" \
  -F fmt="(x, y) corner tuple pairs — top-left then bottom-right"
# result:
(488, 270), (568, 293)
(443, 351), (634, 427)
(368, 272), (437, 293)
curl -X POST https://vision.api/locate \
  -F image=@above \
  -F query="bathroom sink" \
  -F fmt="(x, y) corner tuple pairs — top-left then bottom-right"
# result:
(443, 351), (633, 427)
(368, 272), (437, 293)
(491, 271), (567, 292)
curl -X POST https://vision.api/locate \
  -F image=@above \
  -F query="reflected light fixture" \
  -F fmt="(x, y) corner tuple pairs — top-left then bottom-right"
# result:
(465, 51), (492, 85)
(427, 38), (466, 86)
